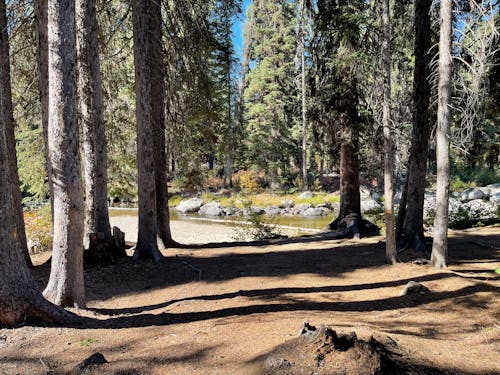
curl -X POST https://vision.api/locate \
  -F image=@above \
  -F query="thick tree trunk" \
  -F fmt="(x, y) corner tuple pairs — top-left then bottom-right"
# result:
(148, 0), (174, 249)
(0, 0), (31, 267)
(431, 0), (452, 269)
(0, 12), (78, 325)
(132, 0), (163, 261)
(400, 0), (432, 253)
(35, 0), (53, 216)
(43, 0), (86, 308)
(382, 0), (397, 264)
(76, 0), (112, 250)
(301, 25), (308, 191)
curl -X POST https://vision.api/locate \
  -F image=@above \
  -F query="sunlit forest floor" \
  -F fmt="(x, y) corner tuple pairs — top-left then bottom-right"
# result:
(1, 226), (499, 374)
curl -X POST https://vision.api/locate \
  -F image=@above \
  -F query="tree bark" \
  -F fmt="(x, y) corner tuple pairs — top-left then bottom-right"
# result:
(43, 0), (86, 308)
(132, 0), (163, 261)
(0, 0), (32, 267)
(0, 6), (78, 324)
(76, 0), (112, 250)
(431, 0), (452, 269)
(299, 0), (308, 191)
(35, 0), (53, 217)
(382, 0), (397, 264)
(148, 0), (174, 249)
(400, 0), (432, 253)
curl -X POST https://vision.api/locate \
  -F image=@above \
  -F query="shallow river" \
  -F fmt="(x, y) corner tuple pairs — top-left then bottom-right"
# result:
(109, 208), (332, 244)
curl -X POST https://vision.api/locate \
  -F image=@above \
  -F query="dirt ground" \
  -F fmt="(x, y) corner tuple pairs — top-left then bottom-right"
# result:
(1, 226), (499, 375)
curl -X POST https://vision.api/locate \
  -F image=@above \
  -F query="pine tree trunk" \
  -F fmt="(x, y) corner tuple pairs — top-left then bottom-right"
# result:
(149, 0), (173, 248)
(382, 0), (397, 264)
(401, 0), (432, 253)
(43, 0), (86, 308)
(301, 24), (308, 191)
(132, 0), (163, 261)
(35, 0), (53, 217)
(0, 2), (79, 324)
(76, 0), (112, 248)
(431, 0), (452, 269)
(329, 119), (362, 238)
(0, 0), (31, 267)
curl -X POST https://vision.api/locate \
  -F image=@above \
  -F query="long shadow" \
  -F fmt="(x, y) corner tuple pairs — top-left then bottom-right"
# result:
(90, 272), (453, 316)
(81, 283), (498, 329)
(29, 228), (500, 304)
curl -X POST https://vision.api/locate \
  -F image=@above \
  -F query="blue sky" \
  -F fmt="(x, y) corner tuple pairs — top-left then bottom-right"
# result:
(231, 0), (252, 60)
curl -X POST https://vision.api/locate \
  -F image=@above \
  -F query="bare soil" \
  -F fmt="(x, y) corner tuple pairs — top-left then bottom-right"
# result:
(0, 226), (499, 375)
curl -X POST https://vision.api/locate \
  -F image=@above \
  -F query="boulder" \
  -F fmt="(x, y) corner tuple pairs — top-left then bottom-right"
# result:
(400, 281), (431, 296)
(461, 188), (485, 202)
(463, 199), (498, 220)
(361, 197), (381, 213)
(486, 183), (500, 195)
(359, 186), (371, 200)
(176, 198), (204, 213)
(280, 200), (294, 209)
(199, 201), (223, 216)
(302, 207), (330, 217)
(222, 206), (240, 216)
(298, 191), (314, 199)
(394, 191), (402, 205)
(293, 203), (312, 214)
(490, 192), (500, 205)
(371, 192), (382, 202)
(478, 187), (491, 198)
(265, 206), (282, 216)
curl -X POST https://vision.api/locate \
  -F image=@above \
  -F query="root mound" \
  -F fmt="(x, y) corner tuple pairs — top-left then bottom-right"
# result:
(257, 323), (447, 375)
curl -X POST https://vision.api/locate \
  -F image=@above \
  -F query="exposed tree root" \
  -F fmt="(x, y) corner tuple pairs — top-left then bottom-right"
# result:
(397, 233), (431, 258)
(328, 213), (380, 239)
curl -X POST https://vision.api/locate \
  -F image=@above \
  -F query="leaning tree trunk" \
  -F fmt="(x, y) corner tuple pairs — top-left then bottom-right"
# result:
(382, 0), (397, 264)
(132, 0), (163, 262)
(76, 0), (113, 250)
(0, 0), (32, 267)
(43, 0), (86, 308)
(399, 0), (432, 254)
(148, 0), (174, 249)
(431, 0), (453, 269)
(35, 0), (53, 217)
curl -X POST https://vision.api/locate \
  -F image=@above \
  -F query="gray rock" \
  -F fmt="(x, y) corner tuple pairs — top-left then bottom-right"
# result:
(461, 188), (485, 202)
(265, 206), (282, 216)
(199, 201), (223, 216)
(463, 199), (498, 220)
(451, 191), (460, 198)
(478, 187), (491, 198)
(293, 203), (312, 214)
(302, 207), (330, 217)
(222, 206), (240, 216)
(486, 183), (500, 195)
(280, 200), (294, 209)
(359, 186), (371, 200)
(372, 192), (382, 202)
(361, 197), (381, 213)
(298, 191), (314, 199)
(394, 191), (402, 205)
(400, 281), (431, 296)
(490, 192), (500, 205)
(176, 198), (204, 213)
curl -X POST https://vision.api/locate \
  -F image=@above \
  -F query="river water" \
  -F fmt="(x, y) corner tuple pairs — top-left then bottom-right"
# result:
(109, 208), (332, 244)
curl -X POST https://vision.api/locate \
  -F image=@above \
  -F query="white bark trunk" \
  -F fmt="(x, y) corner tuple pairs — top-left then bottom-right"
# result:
(431, 0), (453, 269)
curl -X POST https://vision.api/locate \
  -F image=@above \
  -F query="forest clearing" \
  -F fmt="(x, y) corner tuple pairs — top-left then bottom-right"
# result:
(1, 226), (499, 374)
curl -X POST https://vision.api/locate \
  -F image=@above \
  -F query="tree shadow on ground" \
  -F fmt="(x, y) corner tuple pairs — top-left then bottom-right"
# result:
(30, 229), (499, 305)
(82, 283), (497, 329)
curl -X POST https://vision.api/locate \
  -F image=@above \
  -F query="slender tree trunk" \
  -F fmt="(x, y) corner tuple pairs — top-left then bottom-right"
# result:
(0, 0), (32, 267)
(298, 0), (308, 191)
(149, 0), (174, 248)
(35, 0), (53, 217)
(132, 0), (163, 261)
(401, 0), (432, 253)
(301, 23), (308, 191)
(431, 0), (453, 269)
(76, 0), (112, 248)
(382, 0), (396, 264)
(43, 0), (85, 308)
